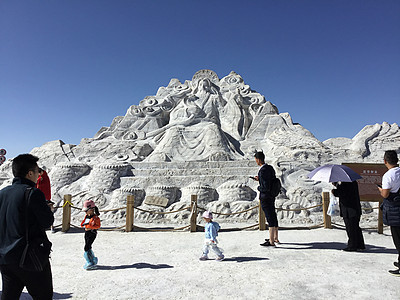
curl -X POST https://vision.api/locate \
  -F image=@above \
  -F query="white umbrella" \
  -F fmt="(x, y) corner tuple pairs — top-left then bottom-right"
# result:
(307, 164), (362, 183)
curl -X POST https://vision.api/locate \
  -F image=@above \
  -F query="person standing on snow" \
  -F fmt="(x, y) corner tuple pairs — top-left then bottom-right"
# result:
(81, 200), (101, 270)
(37, 167), (55, 233)
(378, 150), (400, 276)
(199, 211), (224, 261)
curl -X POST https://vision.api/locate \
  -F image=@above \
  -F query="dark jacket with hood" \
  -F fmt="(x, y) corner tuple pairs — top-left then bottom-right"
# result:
(0, 177), (54, 265)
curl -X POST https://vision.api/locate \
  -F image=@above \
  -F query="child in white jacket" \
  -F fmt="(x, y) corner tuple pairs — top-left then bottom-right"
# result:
(199, 211), (224, 261)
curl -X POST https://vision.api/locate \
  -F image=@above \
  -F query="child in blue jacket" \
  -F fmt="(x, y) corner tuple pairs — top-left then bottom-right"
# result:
(199, 211), (224, 261)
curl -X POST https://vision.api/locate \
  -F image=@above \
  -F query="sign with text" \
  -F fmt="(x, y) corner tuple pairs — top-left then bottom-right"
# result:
(144, 195), (169, 207)
(343, 163), (387, 201)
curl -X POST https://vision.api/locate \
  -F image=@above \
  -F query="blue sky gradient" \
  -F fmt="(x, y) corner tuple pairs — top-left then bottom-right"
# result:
(1, 0), (399, 159)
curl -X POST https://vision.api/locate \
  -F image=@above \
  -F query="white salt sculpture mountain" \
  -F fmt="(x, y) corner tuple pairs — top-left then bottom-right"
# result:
(0, 70), (399, 224)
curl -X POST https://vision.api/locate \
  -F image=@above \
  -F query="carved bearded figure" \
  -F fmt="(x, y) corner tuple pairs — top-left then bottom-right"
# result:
(145, 78), (242, 162)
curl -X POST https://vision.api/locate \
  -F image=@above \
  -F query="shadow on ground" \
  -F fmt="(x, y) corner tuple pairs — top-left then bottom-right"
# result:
(95, 262), (174, 270)
(222, 256), (269, 263)
(279, 241), (398, 254)
(0, 291), (73, 299)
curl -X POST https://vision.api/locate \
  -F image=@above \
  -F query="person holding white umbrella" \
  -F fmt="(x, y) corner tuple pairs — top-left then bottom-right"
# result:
(331, 180), (365, 251)
(308, 164), (365, 251)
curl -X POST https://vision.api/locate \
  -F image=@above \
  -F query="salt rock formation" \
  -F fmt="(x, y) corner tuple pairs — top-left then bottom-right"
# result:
(0, 70), (399, 225)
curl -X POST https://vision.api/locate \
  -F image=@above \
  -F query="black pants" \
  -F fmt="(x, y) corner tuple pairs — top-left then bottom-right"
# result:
(84, 230), (97, 252)
(343, 215), (365, 249)
(0, 262), (53, 300)
(260, 198), (278, 227)
(391, 226), (400, 264)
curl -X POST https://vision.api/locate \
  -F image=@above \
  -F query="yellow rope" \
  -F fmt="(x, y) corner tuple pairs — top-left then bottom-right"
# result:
(62, 200), (73, 207)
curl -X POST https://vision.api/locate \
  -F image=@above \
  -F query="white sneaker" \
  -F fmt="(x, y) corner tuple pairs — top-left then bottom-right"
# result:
(199, 255), (208, 261)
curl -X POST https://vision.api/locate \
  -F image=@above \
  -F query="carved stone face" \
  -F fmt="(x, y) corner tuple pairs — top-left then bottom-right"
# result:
(139, 96), (175, 116)
(139, 96), (163, 116)
(128, 105), (144, 117)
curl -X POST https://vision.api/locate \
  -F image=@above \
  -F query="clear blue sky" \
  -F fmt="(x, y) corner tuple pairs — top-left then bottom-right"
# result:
(1, 0), (399, 160)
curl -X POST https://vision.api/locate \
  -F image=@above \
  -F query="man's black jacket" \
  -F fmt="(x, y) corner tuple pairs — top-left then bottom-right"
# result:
(0, 177), (54, 264)
(258, 163), (276, 199)
(332, 181), (362, 218)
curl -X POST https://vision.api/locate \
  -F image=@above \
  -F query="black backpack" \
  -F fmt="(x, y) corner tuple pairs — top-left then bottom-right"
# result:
(270, 177), (282, 197)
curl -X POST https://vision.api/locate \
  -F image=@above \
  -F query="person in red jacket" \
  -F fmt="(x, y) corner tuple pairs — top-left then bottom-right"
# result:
(81, 200), (101, 270)
(36, 168), (51, 201)
(37, 168), (55, 233)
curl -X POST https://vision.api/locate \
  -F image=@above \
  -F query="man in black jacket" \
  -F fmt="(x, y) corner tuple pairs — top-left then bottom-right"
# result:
(0, 154), (54, 299)
(253, 151), (279, 247)
(332, 180), (365, 251)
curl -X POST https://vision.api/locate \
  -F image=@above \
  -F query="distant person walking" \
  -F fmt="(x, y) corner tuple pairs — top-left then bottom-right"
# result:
(37, 167), (55, 233)
(199, 211), (224, 261)
(81, 200), (101, 270)
(378, 150), (400, 276)
(253, 151), (279, 247)
(331, 181), (365, 251)
(0, 154), (54, 299)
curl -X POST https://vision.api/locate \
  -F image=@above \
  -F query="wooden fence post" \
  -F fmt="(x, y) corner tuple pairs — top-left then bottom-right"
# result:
(125, 195), (135, 232)
(61, 194), (72, 232)
(378, 199), (383, 234)
(322, 192), (332, 229)
(190, 195), (198, 232)
(259, 201), (266, 231)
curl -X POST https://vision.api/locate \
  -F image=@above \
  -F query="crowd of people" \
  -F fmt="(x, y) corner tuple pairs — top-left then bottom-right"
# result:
(0, 150), (399, 299)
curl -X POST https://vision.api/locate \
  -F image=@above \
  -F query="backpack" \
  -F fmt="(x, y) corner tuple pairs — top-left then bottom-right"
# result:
(270, 177), (282, 197)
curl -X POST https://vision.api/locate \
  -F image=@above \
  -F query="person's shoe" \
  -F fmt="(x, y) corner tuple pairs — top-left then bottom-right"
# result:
(215, 255), (225, 262)
(260, 240), (275, 247)
(199, 255), (208, 261)
(51, 228), (56, 234)
(264, 238), (280, 244)
(342, 247), (357, 252)
(89, 249), (98, 265)
(394, 262), (399, 268)
(388, 269), (400, 277)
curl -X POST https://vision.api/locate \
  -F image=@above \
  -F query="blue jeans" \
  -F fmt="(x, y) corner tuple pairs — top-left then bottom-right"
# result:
(202, 239), (223, 257)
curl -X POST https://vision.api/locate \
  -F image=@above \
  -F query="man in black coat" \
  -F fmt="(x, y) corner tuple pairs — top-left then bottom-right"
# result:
(332, 180), (365, 251)
(253, 151), (279, 247)
(0, 154), (54, 299)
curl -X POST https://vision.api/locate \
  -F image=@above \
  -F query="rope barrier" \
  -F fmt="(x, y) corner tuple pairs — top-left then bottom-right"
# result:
(100, 207), (127, 213)
(197, 205), (259, 216)
(279, 223), (324, 230)
(277, 204), (322, 212)
(218, 223), (260, 231)
(132, 224), (191, 232)
(135, 206), (191, 215)
(99, 225), (125, 231)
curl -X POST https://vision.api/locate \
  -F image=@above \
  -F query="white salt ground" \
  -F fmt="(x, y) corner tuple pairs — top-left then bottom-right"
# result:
(1, 226), (400, 300)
